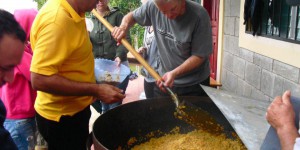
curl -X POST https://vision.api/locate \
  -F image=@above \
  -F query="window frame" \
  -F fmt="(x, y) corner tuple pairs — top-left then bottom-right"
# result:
(239, 0), (300, 68)
(245, 0), (300, 44)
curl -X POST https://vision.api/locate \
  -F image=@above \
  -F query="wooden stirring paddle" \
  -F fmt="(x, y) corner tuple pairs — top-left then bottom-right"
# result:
(91, 9), (222, 133)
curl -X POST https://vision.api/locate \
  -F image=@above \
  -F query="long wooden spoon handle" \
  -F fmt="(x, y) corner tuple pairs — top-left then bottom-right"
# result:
(91, 9), (162, 81)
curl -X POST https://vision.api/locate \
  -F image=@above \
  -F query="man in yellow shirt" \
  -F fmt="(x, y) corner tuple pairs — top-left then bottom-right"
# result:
(30, 0), (125, 149)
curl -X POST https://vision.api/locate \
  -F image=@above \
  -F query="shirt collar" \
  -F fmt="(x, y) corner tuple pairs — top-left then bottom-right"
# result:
(59, 0), (85, 22)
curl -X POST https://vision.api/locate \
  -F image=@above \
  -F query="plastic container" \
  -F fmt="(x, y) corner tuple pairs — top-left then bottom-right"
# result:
(94, 58), (131, 85)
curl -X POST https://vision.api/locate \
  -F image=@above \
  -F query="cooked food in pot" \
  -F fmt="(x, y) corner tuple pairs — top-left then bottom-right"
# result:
(92, 97), (246, 150)
(129, 127), (246, 150)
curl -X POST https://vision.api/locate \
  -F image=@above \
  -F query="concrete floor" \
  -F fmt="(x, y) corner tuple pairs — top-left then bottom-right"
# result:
(89, 75), (145, 132)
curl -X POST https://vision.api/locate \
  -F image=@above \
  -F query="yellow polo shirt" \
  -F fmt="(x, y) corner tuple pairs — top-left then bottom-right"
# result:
(30, 0), (95, 121)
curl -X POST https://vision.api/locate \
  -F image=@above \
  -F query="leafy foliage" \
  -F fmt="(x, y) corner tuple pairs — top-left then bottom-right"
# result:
(110, 0), (141, 13)
(33, 0), (145, 48)
(33, 0), (47, 9)
(109, 0), (144, 48)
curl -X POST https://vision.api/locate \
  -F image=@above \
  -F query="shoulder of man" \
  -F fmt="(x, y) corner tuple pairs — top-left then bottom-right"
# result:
(186, 1), (209, 18)
(186, 0), (203, 9)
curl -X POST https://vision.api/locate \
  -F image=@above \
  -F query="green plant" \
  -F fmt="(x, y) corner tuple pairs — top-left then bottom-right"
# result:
(130, 24), (145, 49)
(109, 0), (144, 48)
(129, 63), (142, 74)
(33, 0), (47, 10)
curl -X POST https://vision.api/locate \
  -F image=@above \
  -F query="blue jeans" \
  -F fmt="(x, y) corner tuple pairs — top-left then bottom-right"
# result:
(4, 118), (36, 150)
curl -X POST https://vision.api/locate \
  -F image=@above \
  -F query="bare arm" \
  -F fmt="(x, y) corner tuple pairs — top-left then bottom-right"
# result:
(266, 91), (299, 150)
(115, 12), (132, 66)
(31, 72), (125, 103)
(112, 12), (136, 44)
(157, 55), (205, 90)
(171, 55), (205, 79)
(277, 126), (299, 150)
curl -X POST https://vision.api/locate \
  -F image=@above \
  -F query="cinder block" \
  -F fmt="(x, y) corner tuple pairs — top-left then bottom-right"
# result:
(224, 0), (231, 17)
(235, 18), (240, 37)
(261, 70), (275, 97)
(272, 75), (284, 98)
(239, 48), (254, 63)
(273, 60), (299, 82)
(245, 63), (261, 89)
(254, 53), (273, 71)
(224, 17), (235, 36)
(233, 57), (246, 79)
(251, 87), (269, 102)
(223, 51), (234, 72)
(228, 36), (239, 55)
(237, 78), (252, 97)
(223, 35), (230, 51)
(225, 71), (238, 93)
(283, 79), (300, 98)
(231, 0), (240, 17)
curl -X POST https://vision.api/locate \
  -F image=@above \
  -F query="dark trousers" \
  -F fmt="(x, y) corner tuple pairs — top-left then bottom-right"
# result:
(153, 76), (210, 98)
(144, 79), (156, 99)
(35, 107), (91, 150)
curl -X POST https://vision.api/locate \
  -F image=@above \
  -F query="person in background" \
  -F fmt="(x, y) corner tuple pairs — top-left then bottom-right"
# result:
(90, 0), (131, 113)
(137, 0), (159, 99)
(0, 9), (26, 150)
(1, 9), (38, 150)
(30, 0), (125, 149)
(138, 26), (158, 99)
(112, 0), (212, 98)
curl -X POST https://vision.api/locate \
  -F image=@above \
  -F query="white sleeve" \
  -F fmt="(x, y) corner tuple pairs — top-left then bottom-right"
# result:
(294, 120), (300, 150)
(85, 18), (94, 32)
(294, 138), (300, 150)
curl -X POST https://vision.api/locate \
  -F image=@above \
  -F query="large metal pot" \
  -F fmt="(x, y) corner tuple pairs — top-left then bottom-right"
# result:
(87, 96), (244, 149)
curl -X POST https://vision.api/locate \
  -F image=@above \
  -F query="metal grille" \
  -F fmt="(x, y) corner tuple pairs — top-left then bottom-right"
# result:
(246, 0), (300, 44)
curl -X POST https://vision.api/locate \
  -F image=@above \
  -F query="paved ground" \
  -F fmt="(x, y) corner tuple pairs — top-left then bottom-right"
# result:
(89, 75), (144, 132)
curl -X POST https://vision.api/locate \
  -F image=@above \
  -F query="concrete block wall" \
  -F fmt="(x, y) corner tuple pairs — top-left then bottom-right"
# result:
(221, 0), (300, 102)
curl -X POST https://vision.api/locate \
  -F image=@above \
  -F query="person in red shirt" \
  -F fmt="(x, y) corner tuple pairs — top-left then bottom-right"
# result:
(1, 9), (38, 150)
(0, 9), (27, 150)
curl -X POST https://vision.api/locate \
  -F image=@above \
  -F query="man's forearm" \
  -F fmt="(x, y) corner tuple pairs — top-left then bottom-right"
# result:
(31, 72), (97, 96)
(171, 55), (205, 77)
(277, 125), (299, 150)
(120, 12), (136, 31)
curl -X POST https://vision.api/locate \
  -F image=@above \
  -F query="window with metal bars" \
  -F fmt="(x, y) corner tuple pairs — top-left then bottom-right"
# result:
(246, 0), (300, 44)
